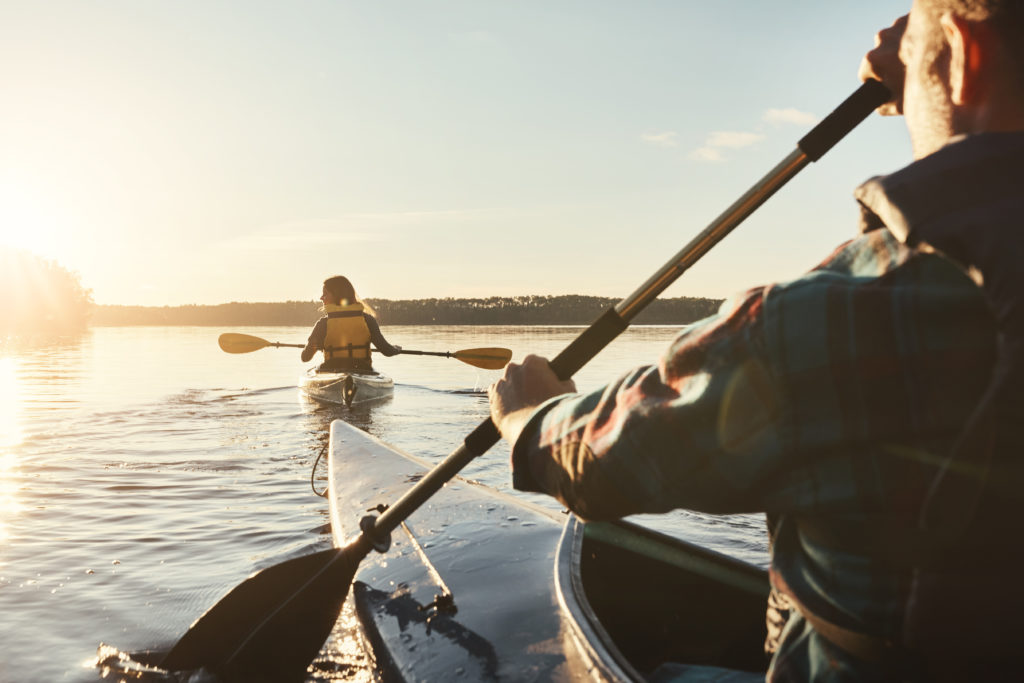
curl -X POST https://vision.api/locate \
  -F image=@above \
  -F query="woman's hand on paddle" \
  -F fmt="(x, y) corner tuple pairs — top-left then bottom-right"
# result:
(488, 354), (576, 445)
(859, 14), (907, 116)
(301, 340), (319, 363)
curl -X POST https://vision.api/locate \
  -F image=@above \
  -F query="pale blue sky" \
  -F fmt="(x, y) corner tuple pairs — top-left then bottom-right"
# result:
(0, 1), (911, 306)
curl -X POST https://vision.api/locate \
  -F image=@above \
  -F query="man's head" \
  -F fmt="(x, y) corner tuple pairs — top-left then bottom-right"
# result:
(902, 0), (1024, 157)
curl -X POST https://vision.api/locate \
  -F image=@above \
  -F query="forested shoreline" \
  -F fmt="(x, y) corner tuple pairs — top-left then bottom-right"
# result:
(2, 249), (93, 338)
(0, 245), (723, 333)
(92, 295), (723, 327)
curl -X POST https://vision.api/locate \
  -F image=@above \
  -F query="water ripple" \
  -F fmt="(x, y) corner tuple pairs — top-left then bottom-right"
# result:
(3, 325), (769, 681)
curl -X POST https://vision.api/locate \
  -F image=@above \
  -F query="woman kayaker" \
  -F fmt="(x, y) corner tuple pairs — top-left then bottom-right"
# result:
(301, 275), (401, 372)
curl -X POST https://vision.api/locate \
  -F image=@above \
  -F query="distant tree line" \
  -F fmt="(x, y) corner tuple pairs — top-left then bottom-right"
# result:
(1, 248), (93, 338)
(369, 295), (723, 325)
(92, 294), (723, 327)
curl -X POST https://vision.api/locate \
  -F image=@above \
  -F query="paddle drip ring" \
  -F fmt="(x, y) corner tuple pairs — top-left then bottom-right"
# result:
(360, 514), (392, 553)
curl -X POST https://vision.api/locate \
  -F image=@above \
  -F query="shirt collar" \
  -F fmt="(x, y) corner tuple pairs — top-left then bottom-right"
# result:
(854, 131), (1024, 244)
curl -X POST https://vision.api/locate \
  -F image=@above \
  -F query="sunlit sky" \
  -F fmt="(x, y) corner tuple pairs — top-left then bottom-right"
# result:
(0, 1), (912, 307)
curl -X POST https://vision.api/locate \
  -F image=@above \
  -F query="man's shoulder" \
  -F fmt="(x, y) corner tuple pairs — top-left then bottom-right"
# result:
(760, 230), (909, 304)
(762, 231), (985, 336)
(772, 228), (976, 296)
(815, 229), (911, 279)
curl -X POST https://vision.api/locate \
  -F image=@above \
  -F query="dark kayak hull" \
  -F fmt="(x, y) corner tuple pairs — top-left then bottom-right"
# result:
(556, 517), (770, 680)
(328, 419), (769, 681)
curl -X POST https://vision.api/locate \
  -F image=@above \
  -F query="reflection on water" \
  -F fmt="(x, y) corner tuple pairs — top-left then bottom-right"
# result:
(0, 356), (23, 448)
(0, 324), (767, 682)
(0, 451), (21, 545)
(0, 357), (24, 545)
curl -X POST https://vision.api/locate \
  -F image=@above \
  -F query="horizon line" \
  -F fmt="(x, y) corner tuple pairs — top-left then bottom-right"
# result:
(92, 293), (726, 308)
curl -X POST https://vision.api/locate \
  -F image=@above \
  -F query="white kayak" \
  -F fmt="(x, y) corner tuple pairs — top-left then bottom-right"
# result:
(298, 367), (394, 407)
(326, 419), (770, 681)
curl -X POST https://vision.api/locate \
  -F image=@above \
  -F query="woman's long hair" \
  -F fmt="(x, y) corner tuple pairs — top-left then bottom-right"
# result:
(322, 275), (377, 317)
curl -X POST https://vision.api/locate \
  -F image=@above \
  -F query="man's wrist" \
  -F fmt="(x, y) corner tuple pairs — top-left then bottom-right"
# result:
(496, 405), (540, 445)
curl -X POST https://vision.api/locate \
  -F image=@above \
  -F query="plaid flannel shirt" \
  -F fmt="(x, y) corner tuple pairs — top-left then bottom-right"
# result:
(509, 135), (1016, 680)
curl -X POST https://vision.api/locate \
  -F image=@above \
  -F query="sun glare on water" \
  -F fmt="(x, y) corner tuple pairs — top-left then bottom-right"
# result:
(0, 358), (22, 449)
(0, 357), (24, 543)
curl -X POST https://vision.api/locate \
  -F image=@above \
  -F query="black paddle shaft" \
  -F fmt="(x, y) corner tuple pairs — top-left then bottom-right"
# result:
(368, 80), (891, 543)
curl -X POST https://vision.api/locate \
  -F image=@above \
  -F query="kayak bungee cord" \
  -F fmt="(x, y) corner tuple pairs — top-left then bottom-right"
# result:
(310, 442), (329, 498)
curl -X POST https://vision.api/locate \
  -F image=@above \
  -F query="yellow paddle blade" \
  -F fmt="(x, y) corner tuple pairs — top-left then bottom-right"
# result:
(218, 333), (273, 354)
(452, 347), (513, 370)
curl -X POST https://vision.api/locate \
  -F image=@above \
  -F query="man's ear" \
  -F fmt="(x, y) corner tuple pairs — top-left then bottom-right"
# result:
(940, 12), (989, 105)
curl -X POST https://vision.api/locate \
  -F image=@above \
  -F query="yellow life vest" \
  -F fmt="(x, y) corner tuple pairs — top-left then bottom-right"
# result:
(322, 303), (372, 361)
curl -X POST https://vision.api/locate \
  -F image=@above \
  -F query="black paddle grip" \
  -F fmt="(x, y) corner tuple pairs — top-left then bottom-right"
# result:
(548, 307), (630, 380)
(798, 79), (891, 161)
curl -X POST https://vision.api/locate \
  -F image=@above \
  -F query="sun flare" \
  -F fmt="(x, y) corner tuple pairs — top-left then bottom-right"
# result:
(0, 182), (65, 259)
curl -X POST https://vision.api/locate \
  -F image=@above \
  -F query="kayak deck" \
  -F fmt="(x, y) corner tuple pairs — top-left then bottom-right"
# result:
(328, 419), (770, 681)
(299, 367), (394, 407)
(327, 419), (592, 680)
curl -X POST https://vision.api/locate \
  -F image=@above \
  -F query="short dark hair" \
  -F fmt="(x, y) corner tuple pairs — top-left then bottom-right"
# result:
(921, 0), (1024, 79)
(924, 0), (1022, 22)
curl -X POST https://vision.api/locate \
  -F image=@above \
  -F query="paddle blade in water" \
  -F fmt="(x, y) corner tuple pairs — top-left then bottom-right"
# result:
(161, 538), (371, 682)
(452, 347), (513, 370)
(218, 333), (272, 354)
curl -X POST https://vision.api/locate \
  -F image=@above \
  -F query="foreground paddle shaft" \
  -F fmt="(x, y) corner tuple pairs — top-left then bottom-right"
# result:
(369, 79), (891, 543)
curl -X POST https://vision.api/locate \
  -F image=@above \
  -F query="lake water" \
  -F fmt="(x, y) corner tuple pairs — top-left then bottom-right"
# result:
(0, 325), (767, 682)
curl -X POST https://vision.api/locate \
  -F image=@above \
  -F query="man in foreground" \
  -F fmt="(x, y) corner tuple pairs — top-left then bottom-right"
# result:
(489, 1), (1024, 680)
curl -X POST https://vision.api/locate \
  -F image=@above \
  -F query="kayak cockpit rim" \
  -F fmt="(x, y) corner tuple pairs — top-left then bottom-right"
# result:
(556, 515), (646, 682)
(556, 515), (771, 680)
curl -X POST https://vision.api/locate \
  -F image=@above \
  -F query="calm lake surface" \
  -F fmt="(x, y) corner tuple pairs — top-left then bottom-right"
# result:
(0, 325), (767, 682)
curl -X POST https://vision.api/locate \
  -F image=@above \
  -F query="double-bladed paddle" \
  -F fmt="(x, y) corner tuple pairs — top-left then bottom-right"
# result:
(217, 332), (512, 370)
(162, 80), (890, 682)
